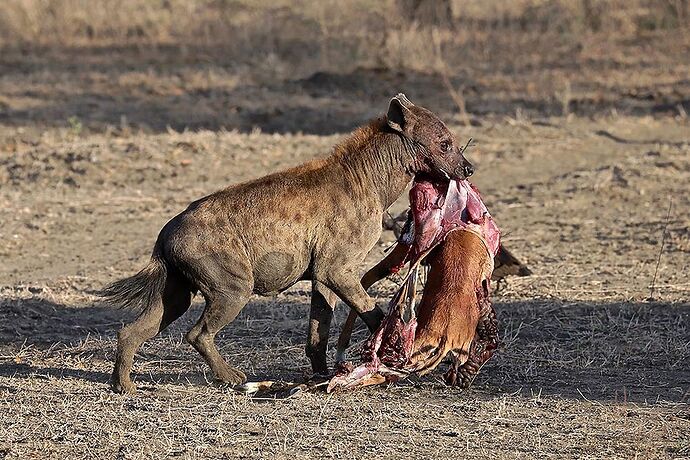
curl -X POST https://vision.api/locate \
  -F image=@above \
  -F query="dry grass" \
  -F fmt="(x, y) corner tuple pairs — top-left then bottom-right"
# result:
(1, 115), (689, 458)
(0, 1), (687, 137)
(0, 0), (687, 74)
(1, 1), (689, 458)
(1, 277), (688, 458)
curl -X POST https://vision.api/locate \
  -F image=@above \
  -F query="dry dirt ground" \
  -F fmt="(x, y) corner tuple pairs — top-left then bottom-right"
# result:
(1, 37), (689, 459)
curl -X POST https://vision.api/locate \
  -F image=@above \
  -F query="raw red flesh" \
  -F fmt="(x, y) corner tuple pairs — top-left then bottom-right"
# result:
(406, 178), (500, 267)
(328, 178), (500, 392)
(328, 274), (417, 391)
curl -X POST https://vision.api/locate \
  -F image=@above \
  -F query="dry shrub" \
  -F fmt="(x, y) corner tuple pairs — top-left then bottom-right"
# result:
(0, 1), (685, 43)
(0, 0), (687, 77)
(452, 0), (688, 34)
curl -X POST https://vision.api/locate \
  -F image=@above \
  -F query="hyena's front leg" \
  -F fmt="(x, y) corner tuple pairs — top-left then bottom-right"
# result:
(306, 281), (338, 375)
(336, 242), (410, 363)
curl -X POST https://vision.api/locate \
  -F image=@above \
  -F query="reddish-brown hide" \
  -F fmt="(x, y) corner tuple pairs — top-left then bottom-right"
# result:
(336, 229), (500, 387)
(409, 229), (497, 384)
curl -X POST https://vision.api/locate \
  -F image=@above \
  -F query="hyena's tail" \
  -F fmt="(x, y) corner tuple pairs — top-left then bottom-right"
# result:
(99, 256), (167, 311)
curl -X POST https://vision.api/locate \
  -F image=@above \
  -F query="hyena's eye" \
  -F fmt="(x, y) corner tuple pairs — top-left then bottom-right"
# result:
(439, 140), (451, 152)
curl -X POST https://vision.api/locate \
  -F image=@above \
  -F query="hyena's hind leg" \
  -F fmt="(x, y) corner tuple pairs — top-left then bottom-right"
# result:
(112, 269), (192, 394)
(185, 274), (252, 386)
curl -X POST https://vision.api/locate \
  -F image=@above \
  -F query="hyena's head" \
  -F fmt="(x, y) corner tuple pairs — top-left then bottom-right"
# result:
(386, 93), (474, 182)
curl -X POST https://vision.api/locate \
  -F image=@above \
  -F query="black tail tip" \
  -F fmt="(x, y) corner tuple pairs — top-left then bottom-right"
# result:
(517, 266), (533, 277)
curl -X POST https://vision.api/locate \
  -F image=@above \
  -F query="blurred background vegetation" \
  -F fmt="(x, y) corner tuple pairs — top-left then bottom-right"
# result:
(0, 1), (688, 133)
(1, 0), (688, 75)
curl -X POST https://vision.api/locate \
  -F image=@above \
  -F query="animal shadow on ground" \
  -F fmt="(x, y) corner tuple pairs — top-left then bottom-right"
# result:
(0, 293), (687, 403)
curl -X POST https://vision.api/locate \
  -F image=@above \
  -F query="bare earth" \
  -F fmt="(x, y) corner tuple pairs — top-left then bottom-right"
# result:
(1, 38), (689, 459)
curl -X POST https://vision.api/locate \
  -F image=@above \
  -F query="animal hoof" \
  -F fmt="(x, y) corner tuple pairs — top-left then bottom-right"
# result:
(309, 373), (330, 384)
(443, 367), (458, 386)
(309, 361), (329, 376)
(215, 366), (247, 385)
(111, 379), (137, 394)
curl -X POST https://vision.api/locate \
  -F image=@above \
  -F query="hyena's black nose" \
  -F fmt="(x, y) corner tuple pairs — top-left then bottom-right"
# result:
(463, 163), (475, 178)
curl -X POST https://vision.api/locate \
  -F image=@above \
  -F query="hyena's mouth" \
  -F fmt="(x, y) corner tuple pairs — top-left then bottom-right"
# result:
(327, 177), (500, 392)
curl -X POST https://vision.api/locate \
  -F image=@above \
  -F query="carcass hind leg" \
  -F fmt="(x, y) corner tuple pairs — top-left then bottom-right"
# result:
(446, 299), (500, 388)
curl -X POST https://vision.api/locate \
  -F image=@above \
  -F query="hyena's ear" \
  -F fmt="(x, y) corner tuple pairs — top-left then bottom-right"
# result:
(387, 93), (415, 134)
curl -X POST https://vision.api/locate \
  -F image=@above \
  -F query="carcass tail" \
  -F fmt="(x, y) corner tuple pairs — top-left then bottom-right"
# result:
(98, 257), (167, 311)
(492, 244), (532, 281)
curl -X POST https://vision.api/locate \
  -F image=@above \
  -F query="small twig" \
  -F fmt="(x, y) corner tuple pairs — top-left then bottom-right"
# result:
(459, 137), (473, 155)
(649, 196), (673, 300)
(577, 388), (603, 407)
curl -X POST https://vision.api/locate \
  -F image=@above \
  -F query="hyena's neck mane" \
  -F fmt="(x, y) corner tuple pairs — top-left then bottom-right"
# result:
(332, 118), (415, 209)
